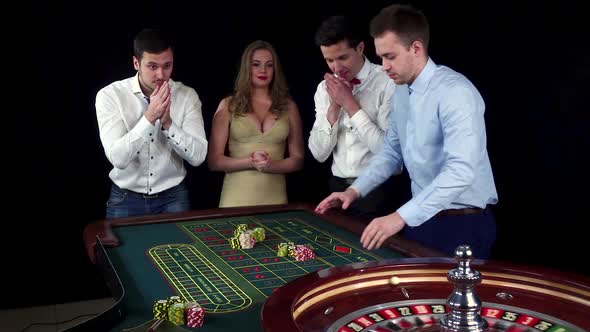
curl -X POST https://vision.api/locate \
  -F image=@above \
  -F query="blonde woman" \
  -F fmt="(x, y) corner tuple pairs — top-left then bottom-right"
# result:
(208, 40), (304, 207)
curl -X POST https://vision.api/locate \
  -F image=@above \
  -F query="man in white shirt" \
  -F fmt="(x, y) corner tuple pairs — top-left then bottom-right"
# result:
(95, 29), (208, 219)
(309, 16), (397, 220)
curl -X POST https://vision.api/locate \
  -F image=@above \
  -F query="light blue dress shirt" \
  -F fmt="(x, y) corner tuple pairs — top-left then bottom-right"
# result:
(351, 58), (498, 227)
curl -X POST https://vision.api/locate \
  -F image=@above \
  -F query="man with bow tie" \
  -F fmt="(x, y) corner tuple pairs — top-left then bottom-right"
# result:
(309, 15), (397, 221)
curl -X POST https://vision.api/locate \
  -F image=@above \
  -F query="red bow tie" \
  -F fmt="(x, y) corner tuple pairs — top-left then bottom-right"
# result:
(350, 78), (361, 85)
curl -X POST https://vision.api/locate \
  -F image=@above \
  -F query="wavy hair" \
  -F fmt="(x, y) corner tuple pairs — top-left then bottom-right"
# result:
(228, 40), (290, 116)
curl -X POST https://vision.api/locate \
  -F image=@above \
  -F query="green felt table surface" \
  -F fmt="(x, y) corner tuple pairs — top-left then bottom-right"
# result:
(107, 210), (406, 331)
(84, 205), (442, 332)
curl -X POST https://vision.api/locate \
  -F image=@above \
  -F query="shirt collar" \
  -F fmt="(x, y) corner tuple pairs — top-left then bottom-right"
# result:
(354, 56), (372, 82)
(131, 72), (145, 97)
(408, 57), (436, 95)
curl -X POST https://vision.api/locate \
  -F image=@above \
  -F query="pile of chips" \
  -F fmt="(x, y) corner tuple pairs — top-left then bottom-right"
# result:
(168, 301), (185, 326)
(252, 227), (265, 241)
(239, 230), (256, 249)
(186, 302), (205, 328)
(229, 224), (266, 249)
(152, 295), (205, 328)
(153, 299), (169, 320)
(233, 224), (248, 237)
(277, 242), (316, 261)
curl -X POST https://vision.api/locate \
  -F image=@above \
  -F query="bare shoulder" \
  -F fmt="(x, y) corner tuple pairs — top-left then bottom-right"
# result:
(285, 98), (302, 123)
(286, 98), (300, 113)
(219, 96), (233, 109)
(214, 97), (233, 118)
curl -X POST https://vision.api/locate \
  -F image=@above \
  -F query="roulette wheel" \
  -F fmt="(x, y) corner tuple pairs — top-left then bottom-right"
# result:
(262, 246), (589, 332)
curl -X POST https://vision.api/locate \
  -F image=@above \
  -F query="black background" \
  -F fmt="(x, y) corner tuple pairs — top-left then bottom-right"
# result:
(8, 1), (589, 308)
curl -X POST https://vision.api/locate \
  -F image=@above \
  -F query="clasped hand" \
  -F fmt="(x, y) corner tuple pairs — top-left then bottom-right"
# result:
(251, 150), (271, 172)
(146, 81), (172, 128)
(324, 73), (355, 111)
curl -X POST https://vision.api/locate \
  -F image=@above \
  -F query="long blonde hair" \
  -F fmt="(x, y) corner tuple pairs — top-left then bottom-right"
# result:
(228, 40), (290, 116)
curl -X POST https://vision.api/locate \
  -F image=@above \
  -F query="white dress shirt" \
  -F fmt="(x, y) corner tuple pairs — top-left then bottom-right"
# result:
(352, 58), (498, 226)
(95, 73), (207, 194)
(308, 58), (396, 178)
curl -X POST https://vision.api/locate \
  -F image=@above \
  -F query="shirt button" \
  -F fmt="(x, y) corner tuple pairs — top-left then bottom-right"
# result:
(172, 134), (175, 138)
(150, 173), (153, 176)
(184, 149), (187, 152)
(149, 133), (152, 136)
(151, 156), (154, 160)
(137, 151), (140, 154)
(149, 188), (152, 192)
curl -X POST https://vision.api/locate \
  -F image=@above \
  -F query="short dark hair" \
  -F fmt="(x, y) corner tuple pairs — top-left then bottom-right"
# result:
(370, 4), (429, 50)
(315, 16), (363, 49)
(133, 28), (173, 60)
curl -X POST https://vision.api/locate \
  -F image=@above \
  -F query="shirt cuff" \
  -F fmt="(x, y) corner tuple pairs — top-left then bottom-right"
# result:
(397, 200), (430, 227)
(350, 176), (373, 198)
(160, 119), (168, 133)
(319, 116), (334, 135)
(135, 116), (156, 137)
(349, 108), (370, 130)
(165, 122), (180, 140)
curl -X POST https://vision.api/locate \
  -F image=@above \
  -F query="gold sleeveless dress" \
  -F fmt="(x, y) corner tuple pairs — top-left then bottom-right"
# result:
(219, 111), (290, 207)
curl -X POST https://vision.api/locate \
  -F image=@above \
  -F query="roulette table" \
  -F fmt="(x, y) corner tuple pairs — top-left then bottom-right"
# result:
(80, 204), (440, 331)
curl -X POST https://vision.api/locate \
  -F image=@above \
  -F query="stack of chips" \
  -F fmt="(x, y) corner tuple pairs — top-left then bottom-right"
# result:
(229, 224), (266, 249)
(167, 296), (184, 306)
(153, 299), (169, 319)
(277, 243), (289, 257)
(277, 242), (295, 257)
(153, 296), (205, 328)
(252, 227), (265, 241)
(233, 224), (248, 237)
(239, 230), (256, 249)
(293, 244), (316, 261)
(165, 296), (185, 325)
(276, 243), (315, 261)
(186, 302), (205, 328)
(168, 302), (186, 326)
(166, 295), (185, 309)
(229, 237), (240, 249)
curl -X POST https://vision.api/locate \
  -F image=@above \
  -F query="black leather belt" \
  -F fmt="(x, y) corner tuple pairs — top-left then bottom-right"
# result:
(436, 207), (486, 217)
(334, 176), (357, 185)
(114, 180), (184, 199)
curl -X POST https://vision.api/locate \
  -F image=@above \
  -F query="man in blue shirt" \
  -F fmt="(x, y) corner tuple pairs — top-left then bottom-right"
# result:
(315, 4), (498, 259)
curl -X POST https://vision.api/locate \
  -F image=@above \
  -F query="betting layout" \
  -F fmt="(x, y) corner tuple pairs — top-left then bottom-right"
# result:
(147, 215), (383, 313)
